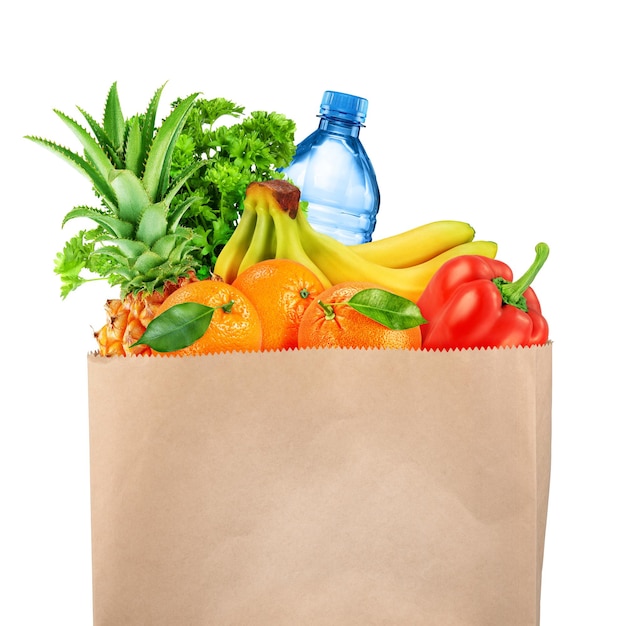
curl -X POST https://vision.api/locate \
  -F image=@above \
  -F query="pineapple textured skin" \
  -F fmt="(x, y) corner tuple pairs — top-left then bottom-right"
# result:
(95, 273), (198, 356)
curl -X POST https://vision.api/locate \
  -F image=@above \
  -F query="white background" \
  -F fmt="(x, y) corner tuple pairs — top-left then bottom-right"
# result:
(1, 1), (624, 624)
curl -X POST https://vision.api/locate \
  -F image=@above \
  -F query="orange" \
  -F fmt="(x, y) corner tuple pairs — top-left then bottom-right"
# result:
(154, 278), (262, 355)
(298, 281), (423, 350)
(232, 259), (326, 351)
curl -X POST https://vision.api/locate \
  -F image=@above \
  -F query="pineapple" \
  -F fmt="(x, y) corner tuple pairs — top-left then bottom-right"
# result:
(94, 276), (196, 356)
(27, 83), (203, 355)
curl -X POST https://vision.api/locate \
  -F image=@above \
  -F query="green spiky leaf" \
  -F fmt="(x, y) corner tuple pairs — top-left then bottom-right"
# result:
(167, 239), (194, 264)
(78, 106), (124, 169)
(141, 83), (166, 168)
(167, 196), (199, 233)
(151, 234), (182, 259)
(100, 239), (149, 259)
(143, 92), (200, 202)
(108, 169), (150, 224)
(103, 82), (125, 150)
(133, 250), (166, 273)
(124, 117), (143, 175)
(53, 109), (114, 182)
(88, 248), (134, 285)
(136, 203), (168, 246)
(25, 137), (117, 207)
(164, 160), (206, 206)
(61, 206), (134, 239)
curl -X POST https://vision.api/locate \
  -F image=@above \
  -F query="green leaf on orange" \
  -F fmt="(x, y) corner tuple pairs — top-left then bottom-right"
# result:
(347, 288), (427, 330)
(133, 302), (215, 352)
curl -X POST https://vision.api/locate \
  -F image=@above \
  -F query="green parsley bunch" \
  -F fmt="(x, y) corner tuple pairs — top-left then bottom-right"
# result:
(170, 97), (297, 278)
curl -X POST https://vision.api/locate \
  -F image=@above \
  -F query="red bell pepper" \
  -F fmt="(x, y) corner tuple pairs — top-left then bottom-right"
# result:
(417, 243), (550, 350)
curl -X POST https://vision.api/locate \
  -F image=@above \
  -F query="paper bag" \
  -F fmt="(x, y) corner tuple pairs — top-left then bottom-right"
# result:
(87, 344), (552, 625)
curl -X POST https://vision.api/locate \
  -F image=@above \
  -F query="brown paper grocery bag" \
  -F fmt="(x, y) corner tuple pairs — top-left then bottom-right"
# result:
(87, 344), (552, 626)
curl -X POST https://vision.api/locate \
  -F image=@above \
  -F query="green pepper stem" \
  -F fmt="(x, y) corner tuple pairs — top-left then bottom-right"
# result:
(496, 242), (549, 312)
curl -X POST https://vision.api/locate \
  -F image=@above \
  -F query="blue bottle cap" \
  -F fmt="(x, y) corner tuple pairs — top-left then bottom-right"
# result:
(319, 91), (368, 125)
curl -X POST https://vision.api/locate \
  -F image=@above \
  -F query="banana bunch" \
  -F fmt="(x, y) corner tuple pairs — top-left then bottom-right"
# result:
(214, 180), (498, 302)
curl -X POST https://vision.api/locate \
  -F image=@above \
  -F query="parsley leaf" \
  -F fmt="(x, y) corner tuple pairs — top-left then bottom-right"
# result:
(54, 229), (110, 298)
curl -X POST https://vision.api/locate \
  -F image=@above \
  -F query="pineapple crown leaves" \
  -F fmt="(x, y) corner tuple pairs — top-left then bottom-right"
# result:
(26, 82), (201, 209)
(59, 159), (203, 237)
(25, 82), (205, 297)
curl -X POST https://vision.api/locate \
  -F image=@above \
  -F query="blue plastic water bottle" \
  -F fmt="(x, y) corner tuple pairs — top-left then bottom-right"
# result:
(281, 91), (380, 245)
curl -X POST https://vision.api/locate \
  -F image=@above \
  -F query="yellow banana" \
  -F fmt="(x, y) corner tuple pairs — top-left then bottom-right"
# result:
(237, 204), (276, 275)
(351, 220), (476, 268)
(270, 204), (332, 288)
(213, 207), (257, 283)
(295, 210), (497, 301)
(216, 179), (331, 288)
(216, 179), (496, 302)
